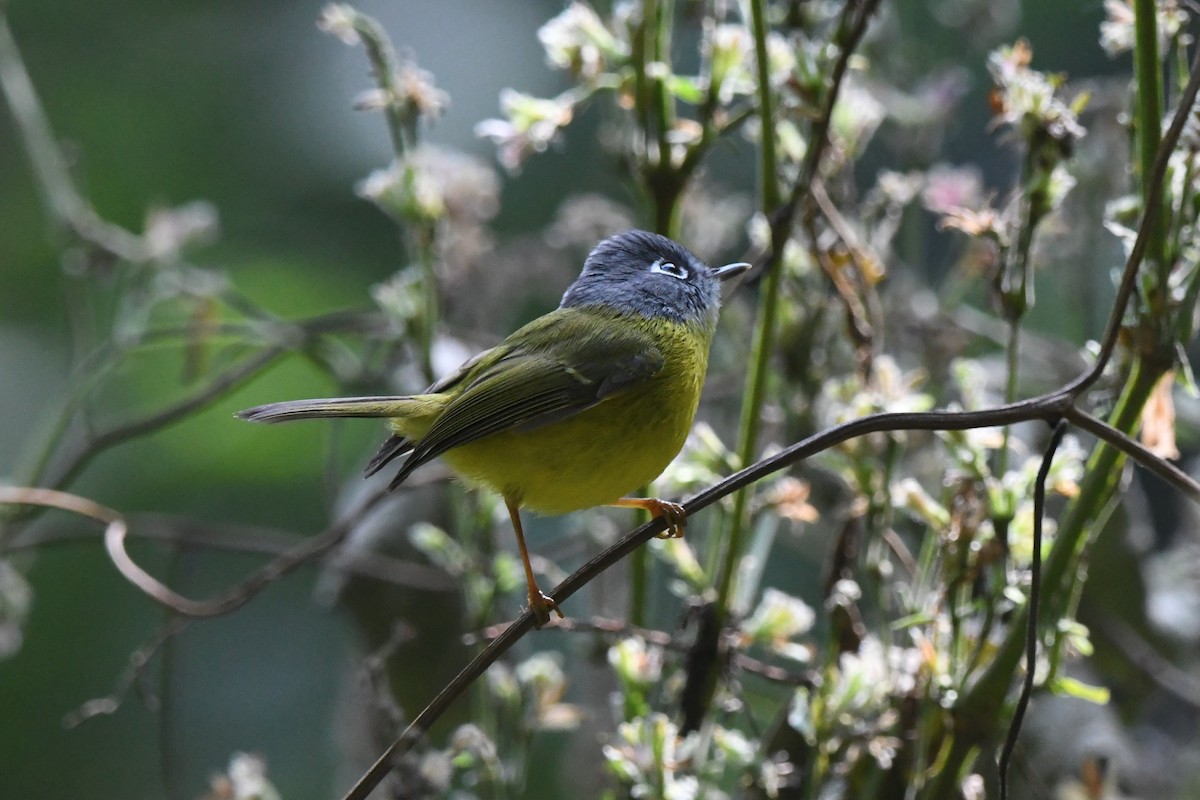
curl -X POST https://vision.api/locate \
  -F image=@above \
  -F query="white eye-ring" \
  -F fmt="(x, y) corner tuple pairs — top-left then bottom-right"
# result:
(651, 259), (689, 280)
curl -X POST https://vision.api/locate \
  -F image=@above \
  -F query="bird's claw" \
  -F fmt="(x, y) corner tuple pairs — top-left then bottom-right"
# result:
(652, 500), (687, 539)
(528, 591), (563, 628)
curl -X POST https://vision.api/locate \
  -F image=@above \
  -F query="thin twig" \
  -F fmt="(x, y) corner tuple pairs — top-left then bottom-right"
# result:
(19, 307), (389, 494)
(1062, 43), (1200, 397)
(1096, 614), (1200, 709)
(806, 178), (875, 360)
(360, 621), (417, 731)
(998, 419), (1068, 799)
(0, 485), (388, 619)
(62, 616), (190, 728)
(783, 0), (883, 223)
(101, 487), (393, 618)
(3, 509), (455, 591)
(0, 486), (122, 528)
(0, 12), (149, 261)
(1062, 406), (1200, 503)
(37, 347), (286, 495)
(470, 615), (816, 687)
(339, 374), (1200, 799)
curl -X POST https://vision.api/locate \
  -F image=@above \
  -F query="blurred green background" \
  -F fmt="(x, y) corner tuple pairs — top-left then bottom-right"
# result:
(0, 1), (1137, 799)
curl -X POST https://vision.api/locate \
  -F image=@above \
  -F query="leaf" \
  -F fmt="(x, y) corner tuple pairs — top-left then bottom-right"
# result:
(1141, 370), (1180, 459)
(1049, 675), (1110, 705)
(1176, 342), (1199, 396)
(665, 74), (705, 103)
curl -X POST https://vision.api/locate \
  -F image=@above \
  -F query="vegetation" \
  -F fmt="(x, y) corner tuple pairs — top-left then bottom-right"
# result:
(3, 1), (1200, 798)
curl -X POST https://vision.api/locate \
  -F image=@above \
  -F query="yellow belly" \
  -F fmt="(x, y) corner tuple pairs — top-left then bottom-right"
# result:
(440, 329), (708, 514)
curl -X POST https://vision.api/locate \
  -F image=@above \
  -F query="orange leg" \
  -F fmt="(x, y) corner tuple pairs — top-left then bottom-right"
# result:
(505, 496), (562, 627)
(611, 497), (687, 539)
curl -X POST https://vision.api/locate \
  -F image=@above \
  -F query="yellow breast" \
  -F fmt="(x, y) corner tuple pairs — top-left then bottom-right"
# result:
(441, 320), (711, 514)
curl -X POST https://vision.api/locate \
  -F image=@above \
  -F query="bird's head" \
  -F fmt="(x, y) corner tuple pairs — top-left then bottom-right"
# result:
(560, 230), (749, 326)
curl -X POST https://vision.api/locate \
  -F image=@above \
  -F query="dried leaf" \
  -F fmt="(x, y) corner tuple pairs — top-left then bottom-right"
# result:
(1141, 370), (1180, 460)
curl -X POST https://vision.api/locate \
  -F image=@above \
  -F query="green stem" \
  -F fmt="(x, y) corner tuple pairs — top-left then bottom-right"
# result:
(997, 320), (1021, 482)
(415, 224), (438, 384)
(651, 0), (675, 168)
(1039, 358), (1162, 611)
(633, 3), (652, 159)
(640, 0), (683, 237)
(945, 356), (1166, 785)
(630, 546), (649, 627)
(926, 734), (978, 800)
(714, 0), (783, 619)
(1133, 0), (1167, 280)
(350, 10), (410, 158)
(632, 0), (682, 626)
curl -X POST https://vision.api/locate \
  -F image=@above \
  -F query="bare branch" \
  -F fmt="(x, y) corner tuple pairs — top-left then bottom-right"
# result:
(1096, 614), (1200, 710)
(0, 13), (149, 261)
(31, 347), (286, 500)
(1062, 45), (1200, 394)
(999, 419), (1069, 800)
(4, 511), (454, 591)
(1063, 406), (1200, 504)
(471, 614), (816, 687)
(62, 616), (189, 728)
(101, 487), (394, 618)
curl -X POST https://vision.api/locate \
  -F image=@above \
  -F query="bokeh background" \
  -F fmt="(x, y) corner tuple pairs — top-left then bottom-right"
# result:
(3, 1), (1184, 799)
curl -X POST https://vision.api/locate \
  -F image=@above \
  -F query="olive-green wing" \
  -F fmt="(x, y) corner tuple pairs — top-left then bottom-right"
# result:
(386, 310), (664, 489)
(363, 344), (511, 479)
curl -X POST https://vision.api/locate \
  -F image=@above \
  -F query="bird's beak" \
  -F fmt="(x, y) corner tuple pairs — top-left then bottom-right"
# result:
(713, 261), (751, 281)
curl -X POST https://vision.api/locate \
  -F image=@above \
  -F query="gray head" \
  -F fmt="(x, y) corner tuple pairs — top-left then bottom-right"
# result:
(560, 230), (748, 326)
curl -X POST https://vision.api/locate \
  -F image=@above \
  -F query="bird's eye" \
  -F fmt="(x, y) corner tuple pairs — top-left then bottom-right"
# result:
(650, 259), (689, 280)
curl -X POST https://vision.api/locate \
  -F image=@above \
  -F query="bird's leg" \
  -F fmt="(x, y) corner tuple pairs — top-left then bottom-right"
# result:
(611, 497), (687, 539)
(504, 496), (562, 627)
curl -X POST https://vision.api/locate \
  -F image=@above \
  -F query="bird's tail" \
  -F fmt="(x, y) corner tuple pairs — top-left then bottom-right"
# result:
(236, 396), (419, 424)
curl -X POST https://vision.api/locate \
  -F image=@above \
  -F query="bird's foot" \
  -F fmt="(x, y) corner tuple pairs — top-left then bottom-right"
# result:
(528, 590), (564, 628)
(648, 499), (687, 539)
(611, 496), (688, 539)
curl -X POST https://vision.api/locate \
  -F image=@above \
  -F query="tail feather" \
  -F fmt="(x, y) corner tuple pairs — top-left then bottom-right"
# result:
(236, 396), (412, 424)
(364, 434), (414, 478)
(387, 458), (423, 491)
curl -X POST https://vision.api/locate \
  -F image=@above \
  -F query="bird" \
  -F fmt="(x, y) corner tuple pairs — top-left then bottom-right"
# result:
(237, 230), (748, 626)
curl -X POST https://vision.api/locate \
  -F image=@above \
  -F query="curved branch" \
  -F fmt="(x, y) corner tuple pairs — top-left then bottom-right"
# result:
(999, 419), (1069, 799)
(3, 510), (454, 591)
(1063, 406), (1200, 503)
(345, 43), (1200, 800)
(101, 488), (394, 619)
(339, 396), (1071, 800)
(1062, 45), (1200, 396)
(0, 13), (149, 261)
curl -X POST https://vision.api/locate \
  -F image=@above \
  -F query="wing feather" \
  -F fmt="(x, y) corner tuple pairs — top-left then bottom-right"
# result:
(386, 310), (665, 489)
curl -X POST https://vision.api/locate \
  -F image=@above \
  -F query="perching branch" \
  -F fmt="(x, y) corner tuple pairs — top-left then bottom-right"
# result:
(341, 43), (1200, 797)
(336, 386), (1200, 800)
(8, 5), (1200, 798)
